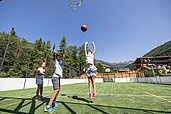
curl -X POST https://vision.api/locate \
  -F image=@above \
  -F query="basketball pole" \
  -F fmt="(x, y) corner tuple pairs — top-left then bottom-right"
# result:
(23, 50), (31, 89)
(0, 28), (15, 72)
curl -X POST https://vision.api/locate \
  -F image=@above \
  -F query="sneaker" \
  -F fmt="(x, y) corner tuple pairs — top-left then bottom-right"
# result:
(34, 96), (39, 101)
(44, 105), (55, 113)
(52, 101), (60, 107)
(39, 96), (44, 101)
(89, 93), (93, 98)
(92, 92), (96, 98)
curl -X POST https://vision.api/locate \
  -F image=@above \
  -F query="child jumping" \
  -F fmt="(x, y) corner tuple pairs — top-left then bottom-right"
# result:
(84, 41), (98, 99)
(45, 43), (64, 113)
(35, 62), (46, 101)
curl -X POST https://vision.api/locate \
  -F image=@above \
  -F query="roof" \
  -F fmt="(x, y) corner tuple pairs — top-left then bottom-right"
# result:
(134, 56), (171, 65)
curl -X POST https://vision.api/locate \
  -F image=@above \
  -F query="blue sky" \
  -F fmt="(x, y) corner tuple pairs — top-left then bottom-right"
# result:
(0, 0), (171, 62)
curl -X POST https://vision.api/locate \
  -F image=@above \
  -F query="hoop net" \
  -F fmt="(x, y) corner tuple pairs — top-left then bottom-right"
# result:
(68, 0), (83, 11)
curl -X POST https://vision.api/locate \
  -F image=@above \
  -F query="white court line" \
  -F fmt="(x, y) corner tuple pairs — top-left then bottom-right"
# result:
(59, 93), (171, 98)
(0, 94), (50, 108)
(0, 90), (53, 103)
(0, 94), (33, 103)
(0, 101), (22, 108)
(1, 91), (171, 108)
(142, 91), (171, 103)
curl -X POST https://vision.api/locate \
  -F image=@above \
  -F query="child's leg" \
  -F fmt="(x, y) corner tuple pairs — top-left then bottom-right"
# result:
(48, 77), (60, 106)
(91, 77), (96, 98)
(40, 84), (43, 97)
(92, 77), (96, 93)
(36, 85), (40, 96)
(88, 77), (94, 98)
(47, 89), (60, 107)
(52, 92), (60, 107)
(53, 96), (57, 102)
(88, 77), (92, 94)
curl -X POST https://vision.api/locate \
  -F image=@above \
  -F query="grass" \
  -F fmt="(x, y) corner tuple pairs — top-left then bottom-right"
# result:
(0, 82), (171, 114)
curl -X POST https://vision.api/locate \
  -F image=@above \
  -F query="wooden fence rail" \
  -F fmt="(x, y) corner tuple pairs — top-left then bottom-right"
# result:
(80, 72), (144, 79)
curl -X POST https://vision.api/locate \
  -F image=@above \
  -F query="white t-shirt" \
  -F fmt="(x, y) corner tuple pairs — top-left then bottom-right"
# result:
(37, 67), (45, 75)
(53, 59), (63, 77)
(86, 53), (94, 65)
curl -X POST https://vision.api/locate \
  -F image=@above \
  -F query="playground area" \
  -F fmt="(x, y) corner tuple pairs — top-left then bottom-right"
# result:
(134, 56), (171, 77)
(0, 83), (171, 114)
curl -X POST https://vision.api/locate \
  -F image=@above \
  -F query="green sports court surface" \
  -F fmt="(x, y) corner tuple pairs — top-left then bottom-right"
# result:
(0, 83), (171, 114)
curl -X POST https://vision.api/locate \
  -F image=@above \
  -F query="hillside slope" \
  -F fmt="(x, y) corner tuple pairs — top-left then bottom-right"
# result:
(144, 40), (171, 57)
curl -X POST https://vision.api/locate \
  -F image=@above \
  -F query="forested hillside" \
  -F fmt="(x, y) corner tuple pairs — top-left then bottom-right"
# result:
(0, 31), (105, 78)
(144, 40), (171, 57)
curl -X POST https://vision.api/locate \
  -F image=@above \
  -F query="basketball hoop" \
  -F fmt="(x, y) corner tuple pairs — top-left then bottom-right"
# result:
(68, 0), (83, 11)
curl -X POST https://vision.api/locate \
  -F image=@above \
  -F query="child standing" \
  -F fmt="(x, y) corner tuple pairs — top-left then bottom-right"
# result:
(84, 41), (98, 98)
(35, 62), (46, 101)
(45, 43), (64, 113)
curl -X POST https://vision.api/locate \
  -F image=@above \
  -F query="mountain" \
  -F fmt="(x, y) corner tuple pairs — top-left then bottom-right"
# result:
(144, 40), (171, 57)
(96, 60), (114, 67)
(112, 61), (133, 68)
(96, 60), (133, 68)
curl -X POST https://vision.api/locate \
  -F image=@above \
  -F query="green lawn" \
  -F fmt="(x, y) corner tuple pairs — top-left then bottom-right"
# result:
(0, 82), (171, 114)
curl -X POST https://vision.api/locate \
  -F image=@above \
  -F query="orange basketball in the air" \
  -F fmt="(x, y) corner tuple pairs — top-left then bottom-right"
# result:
(81, 25), (87, 32)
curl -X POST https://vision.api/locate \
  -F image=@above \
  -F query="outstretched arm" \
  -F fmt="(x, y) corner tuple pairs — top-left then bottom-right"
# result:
(84, 41), (88, 56)
(92, 41), (96, 54)
(53, 43), (56, 61)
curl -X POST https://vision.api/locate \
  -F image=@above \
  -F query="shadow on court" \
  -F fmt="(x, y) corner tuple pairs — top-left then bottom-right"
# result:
(0, 96), (48, 114)
(68, 95), (93, 103)
(0, 96), (171, 114)
(57, 101), (171, 114)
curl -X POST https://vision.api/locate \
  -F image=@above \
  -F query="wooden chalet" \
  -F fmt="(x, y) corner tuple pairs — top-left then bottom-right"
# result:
(134, 56), (171, 66)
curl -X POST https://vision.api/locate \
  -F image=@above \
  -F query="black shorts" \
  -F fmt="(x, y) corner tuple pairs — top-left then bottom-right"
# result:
(52, 77), (61, 90)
